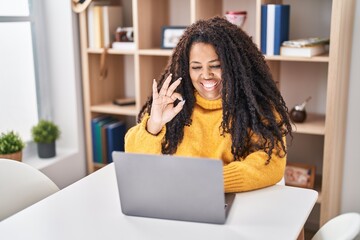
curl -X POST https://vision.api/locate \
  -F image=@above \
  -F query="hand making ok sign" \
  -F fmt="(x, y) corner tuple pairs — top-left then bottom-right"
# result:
(146, 74), (185, 135)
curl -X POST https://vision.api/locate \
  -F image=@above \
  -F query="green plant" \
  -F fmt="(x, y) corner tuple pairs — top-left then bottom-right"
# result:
(31, 120), (61, 143)
(0, 131), (25, 154)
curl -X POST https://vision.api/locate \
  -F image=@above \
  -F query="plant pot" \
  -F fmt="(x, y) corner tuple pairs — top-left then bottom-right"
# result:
(0, 151), (22, 161)
(37, 142), (56, 158)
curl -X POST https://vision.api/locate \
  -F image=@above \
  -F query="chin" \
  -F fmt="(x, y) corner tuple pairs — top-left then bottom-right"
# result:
(201, 93), (221, 100)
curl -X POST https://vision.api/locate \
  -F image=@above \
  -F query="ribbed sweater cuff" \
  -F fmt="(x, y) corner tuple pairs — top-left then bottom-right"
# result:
(223, 164), (245, 192)
(140, 115), (166, 139)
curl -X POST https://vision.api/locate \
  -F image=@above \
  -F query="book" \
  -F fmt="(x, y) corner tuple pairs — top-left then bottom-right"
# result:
(91, 116), (111, 163)
(101, 120), (118, 163)
(88, 5), (123, 48)
(111, 41), (136, 50)
(282, 37), (330, 48)
(93, 6), (104, 48)
(87, 4), (95, 48)
(94, 117), (114, 163)
(280, 44), (327, 57)
(266, 4), (275, 55)
(261, 4), (290, 55)
(106, 121), (126, 163)
(260, 5), (267, 54)
(102, 6), (123, 48)
(113, 97), (136, 106)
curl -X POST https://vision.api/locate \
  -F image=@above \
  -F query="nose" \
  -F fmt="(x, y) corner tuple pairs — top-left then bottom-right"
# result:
(202, 68), (214, 80)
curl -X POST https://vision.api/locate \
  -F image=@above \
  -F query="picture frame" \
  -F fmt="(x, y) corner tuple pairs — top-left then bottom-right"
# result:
(284, 162), (316, 189)
(161, 26), (187, 49)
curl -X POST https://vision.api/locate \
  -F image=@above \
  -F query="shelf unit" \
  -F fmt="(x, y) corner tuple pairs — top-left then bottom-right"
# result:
(78, 0), (355, 228)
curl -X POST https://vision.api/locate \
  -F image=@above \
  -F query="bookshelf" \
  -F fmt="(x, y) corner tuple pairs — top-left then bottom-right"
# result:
(77, 0), (355, 229)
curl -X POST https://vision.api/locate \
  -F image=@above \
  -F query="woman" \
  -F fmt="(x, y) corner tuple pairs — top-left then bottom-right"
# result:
(125, 16), (292, 193)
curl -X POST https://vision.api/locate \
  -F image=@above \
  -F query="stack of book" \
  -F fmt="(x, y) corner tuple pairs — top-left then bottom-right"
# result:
(280, 37), (330, 57)
(261, 4), (290, 56)
(91, 116), (126, 164)
(87, 4), (123, 48)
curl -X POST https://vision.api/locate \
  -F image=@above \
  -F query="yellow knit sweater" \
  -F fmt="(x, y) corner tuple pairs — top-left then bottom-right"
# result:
(125, 93), (286, 193)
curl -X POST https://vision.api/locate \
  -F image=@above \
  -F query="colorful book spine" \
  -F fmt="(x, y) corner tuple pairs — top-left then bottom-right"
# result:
(106, 121), (126, 163)
(95, 117), (115, 163)
(261, 4), (290, 56)
(101, 120), (118, 163)
(91, 116), (110, 163)
(260, 5), (267, 54)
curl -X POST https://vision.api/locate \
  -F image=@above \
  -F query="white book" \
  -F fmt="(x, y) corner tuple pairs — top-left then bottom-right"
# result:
(102, 6), (123, 48)
(112, 42), (136, 50)
(93, 6), (103, 48)
(280, 45), (327, 57)
(266, 4), (276, 56)
(87, 4), (94, 48)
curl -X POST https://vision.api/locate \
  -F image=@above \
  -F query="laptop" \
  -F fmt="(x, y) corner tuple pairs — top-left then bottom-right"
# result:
(112, 151), (235, 224)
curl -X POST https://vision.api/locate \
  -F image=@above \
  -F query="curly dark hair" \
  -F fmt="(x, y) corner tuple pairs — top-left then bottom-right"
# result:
(138, 16), (292, 163)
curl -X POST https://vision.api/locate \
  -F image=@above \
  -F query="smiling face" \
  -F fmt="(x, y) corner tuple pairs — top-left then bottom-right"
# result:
(189, 42), (222, 100)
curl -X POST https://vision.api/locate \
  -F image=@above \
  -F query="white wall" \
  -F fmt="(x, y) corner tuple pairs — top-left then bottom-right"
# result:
(38, 0), (86, 188)
(341, 0), (360, 217)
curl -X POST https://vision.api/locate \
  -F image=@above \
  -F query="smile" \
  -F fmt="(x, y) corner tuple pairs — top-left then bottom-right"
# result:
(201, 80), (220, 90)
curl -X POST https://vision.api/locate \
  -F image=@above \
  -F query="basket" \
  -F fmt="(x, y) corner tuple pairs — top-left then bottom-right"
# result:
(0, 151), (23, 161)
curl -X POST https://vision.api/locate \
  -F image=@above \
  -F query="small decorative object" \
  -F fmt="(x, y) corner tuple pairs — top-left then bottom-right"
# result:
(71, 0), (121, 13)
(285, 162), (316, 189)
(225, 11), (247, 28)
(161, 26), (187, 49)
(290, 96), (312, 123)
(71, 0), (93, 13)
(113, 97), (136, 106)
(31, 120), (61, 159)
(115, 27), (134, 42)
(0, 131), (25, 161)
(112, 27), (136, 50)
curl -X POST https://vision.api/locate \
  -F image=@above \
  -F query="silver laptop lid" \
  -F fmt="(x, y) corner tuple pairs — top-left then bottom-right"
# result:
(113, 151), (227, 224)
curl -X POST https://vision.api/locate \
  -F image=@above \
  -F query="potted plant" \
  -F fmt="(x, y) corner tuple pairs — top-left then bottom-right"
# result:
(0, 131), (25, 161)
(31, 120), (61, 158)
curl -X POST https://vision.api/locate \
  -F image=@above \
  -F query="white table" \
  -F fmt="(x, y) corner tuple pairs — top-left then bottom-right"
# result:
(0, 164), (317, 240)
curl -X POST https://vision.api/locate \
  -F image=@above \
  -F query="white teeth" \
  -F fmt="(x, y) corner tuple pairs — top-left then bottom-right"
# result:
(203, 82), (216, 88)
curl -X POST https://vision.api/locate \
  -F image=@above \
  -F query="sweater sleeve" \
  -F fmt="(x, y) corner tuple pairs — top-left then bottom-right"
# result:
(124, 115), (166, 154)
(223, 142), (286, 193)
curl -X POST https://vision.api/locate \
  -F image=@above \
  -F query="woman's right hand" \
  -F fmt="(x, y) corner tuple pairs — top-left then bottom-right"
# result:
(146, 74), (185, 135)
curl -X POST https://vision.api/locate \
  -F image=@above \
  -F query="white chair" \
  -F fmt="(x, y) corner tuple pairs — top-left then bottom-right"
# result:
(312, 212), (360, 240)
(277, 176), (285, 186)
(0, 158), (59, 221)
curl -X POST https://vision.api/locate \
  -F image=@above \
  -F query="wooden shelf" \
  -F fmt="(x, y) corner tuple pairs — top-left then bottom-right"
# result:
(90, 102), (138, 116)
(78, 0), (354, 227)
(87, 48), (173, 56)
(87, 48), (136, 55)
(139, 49), (173, 56)
(292, 113), (325, 135)
(265, 53), (329, 62)
(314, 175), (323, 204)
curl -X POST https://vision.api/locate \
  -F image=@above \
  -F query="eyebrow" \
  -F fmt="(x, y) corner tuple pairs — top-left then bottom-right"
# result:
(190, 59), (220, 64)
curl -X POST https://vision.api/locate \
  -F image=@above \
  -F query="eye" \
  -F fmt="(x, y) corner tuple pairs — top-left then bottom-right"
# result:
(210, 65), (221, 69)
(191, 66), (201, 70)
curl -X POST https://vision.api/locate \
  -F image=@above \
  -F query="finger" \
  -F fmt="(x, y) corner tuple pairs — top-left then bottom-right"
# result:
(166, 77), (182, 96)
(170, 92), (183, 102)
(152, 79), (159, 99)
(159, 74), (172, 96)
(172, 100), (186, 115)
